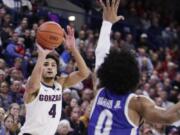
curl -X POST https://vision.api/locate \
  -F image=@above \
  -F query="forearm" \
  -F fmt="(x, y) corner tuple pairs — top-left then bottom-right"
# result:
(71, 48), (89, 78)
(26, 53), (46, 93)
(165, 102), (180, 123)
(95, 21), (112, 71)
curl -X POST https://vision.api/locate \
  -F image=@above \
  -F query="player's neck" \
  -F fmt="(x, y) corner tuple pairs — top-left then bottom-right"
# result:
(41, 78), (55, 87)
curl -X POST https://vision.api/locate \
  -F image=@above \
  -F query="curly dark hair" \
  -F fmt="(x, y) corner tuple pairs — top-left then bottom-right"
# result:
(97, 49), (140, 94)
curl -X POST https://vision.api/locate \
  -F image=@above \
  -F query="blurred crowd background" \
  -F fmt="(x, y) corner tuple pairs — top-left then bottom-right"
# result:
(0, 0), (179, 135)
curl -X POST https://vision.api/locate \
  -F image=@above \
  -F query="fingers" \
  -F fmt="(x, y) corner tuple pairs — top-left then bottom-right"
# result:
(117, 15), (125, 21)
(115, 0), (120, 13)
(36, 42), (43, 50)
(63, 28), (67, 38)
(70, 28), (75, 36)
(100, 0), (106, 10)
(106, 0), (110, 8)
(67, 26), (71, 36)
(112, 0), (116, 7)
(65, 26), (74, 37)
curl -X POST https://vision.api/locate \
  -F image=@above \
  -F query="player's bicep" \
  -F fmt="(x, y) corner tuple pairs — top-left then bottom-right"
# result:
(25, 77), (40, 94)
(139, 96), (170, 124)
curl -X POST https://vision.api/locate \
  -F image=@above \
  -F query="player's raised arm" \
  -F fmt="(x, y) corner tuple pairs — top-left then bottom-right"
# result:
(133, 95), (180, 124)
(58, 26), (90, 88)
(25, 44), (52, 94)
(95, 0), (124, 71)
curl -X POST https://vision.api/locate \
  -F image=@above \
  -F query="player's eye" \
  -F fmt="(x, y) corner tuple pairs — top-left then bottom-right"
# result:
(52, 64), (56, 67)
(44, 63), (49, 66)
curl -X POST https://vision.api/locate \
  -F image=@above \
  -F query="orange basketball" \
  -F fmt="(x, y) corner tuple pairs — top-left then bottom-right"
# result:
(36, 21), (64, 50)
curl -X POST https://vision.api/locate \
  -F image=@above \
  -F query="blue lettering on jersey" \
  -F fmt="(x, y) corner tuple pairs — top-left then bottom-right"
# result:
(88, 88), (139, 135)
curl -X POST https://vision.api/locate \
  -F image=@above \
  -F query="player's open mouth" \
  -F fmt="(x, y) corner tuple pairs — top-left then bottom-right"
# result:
(47, 72), (52, 74)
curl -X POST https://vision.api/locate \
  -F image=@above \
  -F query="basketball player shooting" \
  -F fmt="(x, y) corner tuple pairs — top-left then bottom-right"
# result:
(88, 0), (180, 135)
(18, 26), (89, 135)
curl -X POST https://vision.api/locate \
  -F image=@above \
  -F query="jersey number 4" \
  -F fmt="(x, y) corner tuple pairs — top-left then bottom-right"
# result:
(49, 104), (56, 118)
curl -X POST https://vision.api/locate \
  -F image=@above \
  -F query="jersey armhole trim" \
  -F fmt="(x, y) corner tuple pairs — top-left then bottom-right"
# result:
(25, 88), (41, 105)
(124, 94), (138, 128)
(89, 88), (104, 118)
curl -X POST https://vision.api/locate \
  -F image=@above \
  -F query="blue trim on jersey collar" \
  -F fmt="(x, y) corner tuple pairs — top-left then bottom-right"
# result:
(41, 82), (55, 89)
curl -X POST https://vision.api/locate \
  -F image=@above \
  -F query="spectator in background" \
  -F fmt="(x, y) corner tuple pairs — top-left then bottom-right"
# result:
(158, 90), (174, 108)
(9, 80), (23, 104)
(123, 33), (135, 50)
(0, 69), (6, 83)
(69, 106), (85, 135)
(0, 81), (12, 110)
(8, 58), (23, 74)
(137, 48), (154, 76)
(15, 19), (28, 36)
(5, 32), (23, 66)
(171, 72), (180, 92)
(2, 14), (13, 27)
(22, 29), (34, 50)
(55, 119), (73, 135)
(0, 26), (13, 50)
(76, 30), (86, 47)
(0, 107), (5, 134)
(8, 69), (24, 83)
(80, 103), (91, 129)
(19, 104), (25, 126)
(62, 89), (73, 119)
(0, 6), (6, 27)
(62, 89), (72, 109)
(0, 58), (6, 70)
(8, 103), (21, 130)
(4, 114), (18, 135)
(83, 47), (95, 70)
(81, 88), (93, 103)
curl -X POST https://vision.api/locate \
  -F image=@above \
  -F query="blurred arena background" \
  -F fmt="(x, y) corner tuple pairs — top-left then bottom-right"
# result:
(0, 0), (179, 135)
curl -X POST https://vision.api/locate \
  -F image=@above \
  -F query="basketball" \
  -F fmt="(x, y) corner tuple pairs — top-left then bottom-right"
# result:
(36, 21), (64, 50)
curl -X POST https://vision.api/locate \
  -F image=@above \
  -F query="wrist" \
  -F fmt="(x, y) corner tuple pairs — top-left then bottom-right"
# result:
(103, 20), (113, 25)
(69, 46), (77, 53)
(38, 52), (47, 58)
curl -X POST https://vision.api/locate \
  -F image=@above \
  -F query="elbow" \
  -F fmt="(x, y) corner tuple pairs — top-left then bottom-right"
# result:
(80, 68), (91, 79)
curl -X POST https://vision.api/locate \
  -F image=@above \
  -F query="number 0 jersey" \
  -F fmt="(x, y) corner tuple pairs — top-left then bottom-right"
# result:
(19, 82), (62, 135)
(88, 88), (140, 135)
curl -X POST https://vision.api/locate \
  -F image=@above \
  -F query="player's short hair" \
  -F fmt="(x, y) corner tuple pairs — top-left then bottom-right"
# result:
(46, 52), (60, 75)
(97, 49), (140, 94)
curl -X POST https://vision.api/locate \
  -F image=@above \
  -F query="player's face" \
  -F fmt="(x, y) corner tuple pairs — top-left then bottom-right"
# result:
(42, 58), (57, 79)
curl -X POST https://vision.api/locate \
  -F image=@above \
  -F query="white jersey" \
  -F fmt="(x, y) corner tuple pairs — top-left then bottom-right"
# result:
(19, 82), (62, 135)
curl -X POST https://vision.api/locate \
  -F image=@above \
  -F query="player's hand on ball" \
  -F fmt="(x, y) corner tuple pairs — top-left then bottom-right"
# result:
(64, 26), (76, 52)
(36, 42), (52, 56)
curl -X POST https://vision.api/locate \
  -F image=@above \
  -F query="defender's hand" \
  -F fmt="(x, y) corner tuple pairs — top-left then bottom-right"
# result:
(100, 0), (124, 24)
